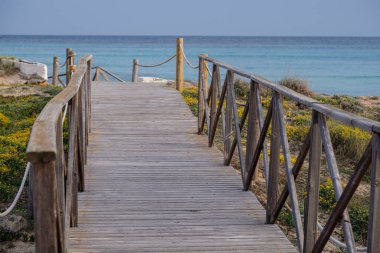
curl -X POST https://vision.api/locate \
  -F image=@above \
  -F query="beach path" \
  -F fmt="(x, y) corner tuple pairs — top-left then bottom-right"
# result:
(67, 81), (297, 253)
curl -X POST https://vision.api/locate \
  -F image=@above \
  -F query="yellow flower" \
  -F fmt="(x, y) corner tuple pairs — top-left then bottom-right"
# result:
(0, 112), (10, 125)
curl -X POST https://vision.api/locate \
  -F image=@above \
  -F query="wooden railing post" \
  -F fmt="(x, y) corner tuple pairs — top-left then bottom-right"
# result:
(224, 71), (233, 165)
(368, 133), (380, 252)
(66, 48), (75, 85)
(209, 64), (219, 147)
(267, 92), (280, 223)
(201, 54), (208, 94)
(30, 158), (60, 252)
(176, 37), (184, 91)
(132, 59), (139, 82)
(246, 81), (260, 183)
(53, 56), (59, 86)
(303, 110), (322, 253)
(55, 114), (66, 252)
(198, 57), (205, 134)
(27, 55), (92, 253)
(86, 59), (92, 137)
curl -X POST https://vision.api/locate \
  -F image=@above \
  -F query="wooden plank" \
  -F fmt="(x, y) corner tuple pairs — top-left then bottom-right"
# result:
(67, 82), (296, 253)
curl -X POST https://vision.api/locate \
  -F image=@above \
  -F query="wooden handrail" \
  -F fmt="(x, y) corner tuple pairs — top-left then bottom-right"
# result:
(197, 56), (380, 253)
(27, 53), (92, 253)
(200, 55), (380, 133)
(27, 55), (92, 161)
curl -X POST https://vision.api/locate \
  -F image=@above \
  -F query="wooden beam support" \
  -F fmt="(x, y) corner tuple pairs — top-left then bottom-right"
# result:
(275, 95), (304, 252)
(318, 114), (356, 252)
(244, 98), (273, 190)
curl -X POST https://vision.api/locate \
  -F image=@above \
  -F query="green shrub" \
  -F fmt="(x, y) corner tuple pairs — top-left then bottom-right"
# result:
(182, 87), (198, 116)
(278, 209), (295, 227)
(234, 79), (250, 99)
(315, 94), (363, 113)
(349, 202), (369, 244)
(279, 77), (313, 97)
(0, 88), (61, 202)
(329, 122), (371, 161)
(319, 178), (336, 211)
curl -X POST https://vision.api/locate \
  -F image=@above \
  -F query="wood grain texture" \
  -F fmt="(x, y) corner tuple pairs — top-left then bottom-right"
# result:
(68, 81), (296, 253)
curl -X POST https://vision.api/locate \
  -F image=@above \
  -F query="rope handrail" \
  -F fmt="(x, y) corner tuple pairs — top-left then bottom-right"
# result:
(0, 163), (30, 217)
(96, 66), (126, 82)
(0, 103), (68, 217)
(179, 44), (199, 69)
(59, 55), (73, 68)
(136, 54), (176, 68)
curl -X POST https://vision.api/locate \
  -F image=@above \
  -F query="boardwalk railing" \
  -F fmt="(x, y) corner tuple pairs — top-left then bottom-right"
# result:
(26, 54), (92, 252)
(197, 56), (380, 253)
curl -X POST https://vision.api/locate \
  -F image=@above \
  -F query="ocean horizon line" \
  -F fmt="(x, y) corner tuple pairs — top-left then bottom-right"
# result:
(1, 34), (380, 38)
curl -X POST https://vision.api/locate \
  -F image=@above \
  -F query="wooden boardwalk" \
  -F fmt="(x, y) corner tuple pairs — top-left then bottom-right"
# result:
(68, 81), (296, 252)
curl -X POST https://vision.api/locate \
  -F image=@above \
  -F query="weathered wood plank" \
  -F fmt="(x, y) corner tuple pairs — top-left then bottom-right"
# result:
(67, 81), (296, 253)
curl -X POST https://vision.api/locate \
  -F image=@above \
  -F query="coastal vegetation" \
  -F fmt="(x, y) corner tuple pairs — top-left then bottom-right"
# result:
(0, 84), (62, 244)
(181, 77), (379, 249)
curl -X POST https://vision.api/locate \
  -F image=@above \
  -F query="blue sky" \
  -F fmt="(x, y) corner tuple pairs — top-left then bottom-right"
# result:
(0, 0), (379, 36)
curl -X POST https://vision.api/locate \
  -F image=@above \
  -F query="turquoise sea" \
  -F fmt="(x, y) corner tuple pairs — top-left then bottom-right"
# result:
(0, 35), (379, 96)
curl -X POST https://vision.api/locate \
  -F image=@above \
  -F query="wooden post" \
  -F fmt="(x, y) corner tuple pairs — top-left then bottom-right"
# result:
(303, 110), (322, 252)
(368, 133), (380, 252)
(246, 81), (260, 183)
(209, 65), (219, 147)
(31, 159), (59, 252)
(66, 48), (75, 85)
(66, 48), (70, 85)
(267, 93), (280, 223)
(132, 59), (139, 83)
(176, 37), (184, 91)
(224, 71), (233, 165)
(53, 56), (59, 86)
(201, 54), (209, 94)
(27, 164), (34, 219)
(198, 58), (205, 134)
(55, 115), (66, 252)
